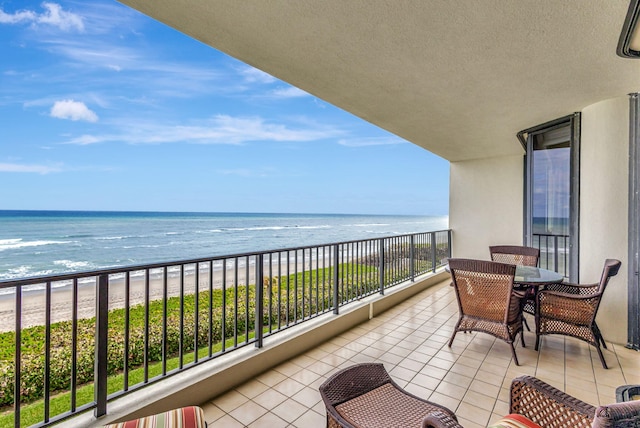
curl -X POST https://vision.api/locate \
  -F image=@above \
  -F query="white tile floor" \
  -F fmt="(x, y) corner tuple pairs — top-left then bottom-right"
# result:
(200, 279), (640, 427)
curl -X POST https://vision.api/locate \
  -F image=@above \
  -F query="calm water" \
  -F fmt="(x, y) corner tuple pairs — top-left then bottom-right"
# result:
(0, 210), (448, 281)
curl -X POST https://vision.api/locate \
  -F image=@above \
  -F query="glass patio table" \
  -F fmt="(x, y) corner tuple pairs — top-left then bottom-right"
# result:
(513, 265), (564, 287)
(444, 264), (563, 285)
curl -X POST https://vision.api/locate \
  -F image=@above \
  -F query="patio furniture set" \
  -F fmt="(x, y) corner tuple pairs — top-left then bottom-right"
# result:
(449, 246), (621, 369)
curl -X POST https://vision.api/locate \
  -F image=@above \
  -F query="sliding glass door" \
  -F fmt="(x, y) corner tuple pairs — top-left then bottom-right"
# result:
(522, 114), (580, 281)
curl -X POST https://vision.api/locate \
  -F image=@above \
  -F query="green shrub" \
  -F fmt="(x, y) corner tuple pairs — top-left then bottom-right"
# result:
(0, 286), (262, 408)
(0, 264), (385, 411)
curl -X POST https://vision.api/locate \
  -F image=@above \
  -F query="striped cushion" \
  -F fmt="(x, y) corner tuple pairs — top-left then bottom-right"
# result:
(103, 406), (206, 428)
(488, 413), (542, 428)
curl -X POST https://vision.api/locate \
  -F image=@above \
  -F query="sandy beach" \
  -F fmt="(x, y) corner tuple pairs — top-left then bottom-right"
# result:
(0, 255), (333, 332)
(0, 265), (253, 332)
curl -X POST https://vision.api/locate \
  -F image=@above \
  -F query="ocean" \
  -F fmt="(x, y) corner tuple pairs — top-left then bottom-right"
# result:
(0, 210), (448, 282)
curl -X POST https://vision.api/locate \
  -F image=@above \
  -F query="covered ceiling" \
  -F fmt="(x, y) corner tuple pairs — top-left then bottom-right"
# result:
(119, 0), (640, 162)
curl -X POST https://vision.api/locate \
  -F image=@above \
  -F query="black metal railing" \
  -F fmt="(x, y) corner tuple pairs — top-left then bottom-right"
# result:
(0, 229), (451, 427)
(532, 233), (570, 277)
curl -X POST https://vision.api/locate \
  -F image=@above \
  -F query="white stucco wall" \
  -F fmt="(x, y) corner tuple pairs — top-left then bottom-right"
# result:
(580, 96), (629, 345)
(449, 154), (524, 259)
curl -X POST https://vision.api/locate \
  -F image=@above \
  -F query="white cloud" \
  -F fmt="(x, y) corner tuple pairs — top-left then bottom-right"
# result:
(66, 134), (101, 145)
(209, 115), (333, 143)
(50, 100), (98, 122)
(0, 9), (35, 25)
(0, 163), (62, 174)
(239, 66), (276, 84)
(0, 2), (84, 32)
(270, 86), (310, 98)
(37, 3), (84, 31)
(41, 40), (221, 95)
(64, 115), (343, 145)
(337, 137), (407, 147)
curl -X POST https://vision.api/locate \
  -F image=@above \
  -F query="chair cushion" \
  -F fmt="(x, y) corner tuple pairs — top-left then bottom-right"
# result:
(102, 406), (206, 428)
(488, 413), (542, 428)
(335, 383), (454, 427)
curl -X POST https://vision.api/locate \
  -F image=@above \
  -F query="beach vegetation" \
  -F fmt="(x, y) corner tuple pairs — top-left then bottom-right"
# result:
(0, 242), (446, 426)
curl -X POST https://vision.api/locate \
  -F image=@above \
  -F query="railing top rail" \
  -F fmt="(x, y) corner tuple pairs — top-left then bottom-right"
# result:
(0, 229), (451, 289)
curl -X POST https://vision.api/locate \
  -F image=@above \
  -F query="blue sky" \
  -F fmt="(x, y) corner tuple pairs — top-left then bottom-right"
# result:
(0, 1), (449, 216)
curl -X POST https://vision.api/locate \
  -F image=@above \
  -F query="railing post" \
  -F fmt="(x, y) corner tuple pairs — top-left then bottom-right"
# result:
(410, 235), (415, 281)
(447, 230), (453, 259)
(553, 235), (559, 273)
(379, 238), (385, 295)
(255, 254), (264, 348)
(94, 274), (109, 419)
(333, 244), (339, 314)
(14, 286), (22, 428)
(431, 232), (437, 273)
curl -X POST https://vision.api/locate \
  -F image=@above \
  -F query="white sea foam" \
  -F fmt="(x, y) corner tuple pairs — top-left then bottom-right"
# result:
(53, 260), (92, 270)
(0, 238), (71, 251)
(227, 226), (286, 231)
(1, 265), (48, 280)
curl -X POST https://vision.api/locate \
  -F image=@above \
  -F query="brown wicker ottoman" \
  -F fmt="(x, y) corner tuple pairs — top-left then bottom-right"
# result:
(319, 363), (460, 428)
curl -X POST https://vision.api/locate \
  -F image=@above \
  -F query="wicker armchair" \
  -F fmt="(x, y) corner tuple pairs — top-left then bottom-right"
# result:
(318, 363), (459, 427)
(490, 245), (541, 331)
(447, 258), (524, 365)
(535, 259), (621, 368)
(427, 375), (640, 427)
(510, 375), (640, 428)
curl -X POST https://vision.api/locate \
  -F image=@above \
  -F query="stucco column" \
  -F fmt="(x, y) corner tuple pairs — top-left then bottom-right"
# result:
(580, 96), (629, 345)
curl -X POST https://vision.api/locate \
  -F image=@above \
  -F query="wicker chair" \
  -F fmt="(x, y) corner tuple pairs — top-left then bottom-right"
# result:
(490, 245), (541, 331)
(447, 258), (524, 365)
(426, 375), (640, 428)
(535, 258), (622, 369)
(318, 363), (459, 427)
(489, 245), (540, 267)
(509, 375), (640, 428)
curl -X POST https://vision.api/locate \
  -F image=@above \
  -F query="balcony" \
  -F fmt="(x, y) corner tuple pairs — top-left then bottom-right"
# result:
(3, 229), (638, 427)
